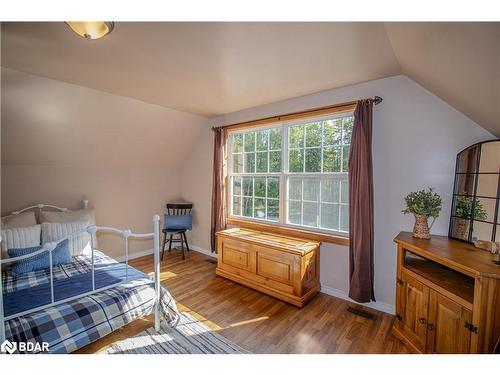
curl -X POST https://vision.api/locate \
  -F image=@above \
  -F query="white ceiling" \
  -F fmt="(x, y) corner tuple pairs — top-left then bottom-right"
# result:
(1, 22), (499, 135)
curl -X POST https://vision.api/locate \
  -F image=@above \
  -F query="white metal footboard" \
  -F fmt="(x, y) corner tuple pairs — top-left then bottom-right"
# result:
(0, 213), (162, 344)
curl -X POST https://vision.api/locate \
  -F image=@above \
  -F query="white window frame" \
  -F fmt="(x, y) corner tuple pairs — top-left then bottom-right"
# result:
(227, 111), (353, 238)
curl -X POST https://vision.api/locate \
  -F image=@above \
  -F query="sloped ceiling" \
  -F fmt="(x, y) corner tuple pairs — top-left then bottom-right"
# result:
(1, 67), (208, 167)
(384, 23), (500, 137)
(1, 22), (499, 136)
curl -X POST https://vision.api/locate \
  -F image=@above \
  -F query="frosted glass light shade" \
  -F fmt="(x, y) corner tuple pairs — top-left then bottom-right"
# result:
(66, 22), (114, 40)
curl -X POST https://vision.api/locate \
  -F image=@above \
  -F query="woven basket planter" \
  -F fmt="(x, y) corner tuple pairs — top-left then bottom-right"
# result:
(454, 218), (470, 239)
(413, 214), (431, 239)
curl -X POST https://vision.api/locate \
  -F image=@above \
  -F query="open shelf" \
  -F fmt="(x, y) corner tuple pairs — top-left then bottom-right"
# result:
(403, 250), (475, 306)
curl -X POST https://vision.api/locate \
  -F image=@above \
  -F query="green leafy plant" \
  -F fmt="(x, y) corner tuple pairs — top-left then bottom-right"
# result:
(402, 188), (442, 218)
(454, 195), (488, 220)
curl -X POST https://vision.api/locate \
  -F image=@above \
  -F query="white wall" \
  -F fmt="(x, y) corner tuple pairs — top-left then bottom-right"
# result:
(1, 68), (210, 257)
(200, 75), (495, 312)
(179, 125), (214, 254)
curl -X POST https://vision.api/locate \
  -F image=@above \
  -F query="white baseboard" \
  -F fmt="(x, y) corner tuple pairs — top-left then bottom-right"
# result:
(320, 285), (395, 315)
(114, 248), (154, 262)
(114, 245), (217, 262)
(190, 245), (218, 259)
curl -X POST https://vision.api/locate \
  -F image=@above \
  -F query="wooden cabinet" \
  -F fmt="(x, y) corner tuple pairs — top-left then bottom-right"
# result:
(215, 228), (320, 307)
(426, 290), (472, 354)
(393, 232), (500, 354)
(398, 271), (430, 352)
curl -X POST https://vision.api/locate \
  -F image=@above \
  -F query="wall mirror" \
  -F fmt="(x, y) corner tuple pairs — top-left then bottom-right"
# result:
(449, 140), (500, 243)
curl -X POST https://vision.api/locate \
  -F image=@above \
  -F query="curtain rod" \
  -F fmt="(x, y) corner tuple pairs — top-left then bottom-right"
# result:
(212, 96), (383, 131)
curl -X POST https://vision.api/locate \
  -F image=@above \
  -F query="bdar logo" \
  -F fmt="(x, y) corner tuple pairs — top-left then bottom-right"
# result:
(1, 340), (17, 354)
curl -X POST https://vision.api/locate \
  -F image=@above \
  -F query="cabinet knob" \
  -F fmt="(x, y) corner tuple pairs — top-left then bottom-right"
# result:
(419, 318), (426, 324)
(427, 323), (434, 331)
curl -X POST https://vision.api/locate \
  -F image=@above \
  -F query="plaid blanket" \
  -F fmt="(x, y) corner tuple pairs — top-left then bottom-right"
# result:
(2, 250), (179, 354)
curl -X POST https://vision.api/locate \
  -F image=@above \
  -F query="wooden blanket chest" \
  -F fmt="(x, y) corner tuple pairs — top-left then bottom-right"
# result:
(215, 228), (321, 307)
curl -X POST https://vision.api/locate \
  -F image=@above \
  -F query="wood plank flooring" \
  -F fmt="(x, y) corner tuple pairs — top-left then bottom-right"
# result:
(76, 249), (410, 354)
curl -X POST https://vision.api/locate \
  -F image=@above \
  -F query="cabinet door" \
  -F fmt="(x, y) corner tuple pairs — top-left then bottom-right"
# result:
(401, 271), (430, 352)
(427, 291), (472, 354)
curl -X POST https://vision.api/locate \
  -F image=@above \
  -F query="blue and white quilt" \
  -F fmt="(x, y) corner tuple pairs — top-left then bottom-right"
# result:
(2, 250), (179, 354)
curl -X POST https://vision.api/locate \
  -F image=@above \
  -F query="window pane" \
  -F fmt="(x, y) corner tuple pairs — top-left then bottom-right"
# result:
(288, 200), (302, 224)
(289, 125), (304, 148)
(256, 130), (269, 151)
(323, 146), (341, 172)
(303, 178), (319, 202)
(254, 177), (266, 198)
(303, 202), (318, 227)
(254, 198), (266, 219)
(340, 205), (349, 232)
(323, 119), (342, 146)
(321, 203), (339, 230)
(342, 117), (354, 145)
(243, 177), (253, 196)
(229, 118), (351, 230)
(288, 178), (302, 200)
(269, 151), (282, 172)
(340, 178), (349, 204)
(233, 153), (243, 173)
(244, 132), (255, 152)
(233, 133), (243, 153)
(321, 177), (339, 203)
(305, 148), (321, 172)
(233, 176), (241, 196)
(305, 122), (321, 147)
(267, 177), (279, 199)
(243, 197), (253, 217)
(269, 128), (282, 150)
(267, 199), (279, 221)
(342, 146), (350, 172)
(256, 152), (269, 173)
(233, 196), (241, 216)
(289, 149), (304, 172)
(244, 152), (255, 173)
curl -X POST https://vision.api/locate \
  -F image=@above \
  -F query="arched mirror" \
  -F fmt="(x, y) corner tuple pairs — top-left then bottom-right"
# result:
(449, 140), (500, 243)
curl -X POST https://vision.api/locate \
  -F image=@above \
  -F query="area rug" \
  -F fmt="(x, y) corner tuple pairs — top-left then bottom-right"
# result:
(106, 312), (249, 354)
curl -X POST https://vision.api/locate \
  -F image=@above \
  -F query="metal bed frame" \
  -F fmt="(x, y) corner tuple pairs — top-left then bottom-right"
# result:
(0, 201), (162, 344)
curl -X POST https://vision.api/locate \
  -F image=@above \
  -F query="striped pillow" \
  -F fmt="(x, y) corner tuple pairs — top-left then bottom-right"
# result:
(1, 224), (41, 261)
(8, 239), (72, 276)
(42, 221), (92, 257)
(40, 208), (98, 248)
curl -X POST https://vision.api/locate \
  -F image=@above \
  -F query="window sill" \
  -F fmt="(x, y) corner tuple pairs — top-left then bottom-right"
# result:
(226, 217), (349, 246)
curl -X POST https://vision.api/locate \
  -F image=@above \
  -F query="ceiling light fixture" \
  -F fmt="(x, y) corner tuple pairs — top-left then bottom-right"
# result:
(65, 22), (114, 40)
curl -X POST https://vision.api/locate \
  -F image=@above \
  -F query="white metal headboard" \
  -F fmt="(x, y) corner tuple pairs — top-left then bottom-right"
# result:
(3, 199), (89, 218)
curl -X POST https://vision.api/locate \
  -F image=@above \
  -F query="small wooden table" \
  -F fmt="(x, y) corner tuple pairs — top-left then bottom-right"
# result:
(215, 228), (321, 307)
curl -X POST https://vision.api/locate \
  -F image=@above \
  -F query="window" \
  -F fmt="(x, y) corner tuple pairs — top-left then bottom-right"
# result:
(228, 112), (353, 236)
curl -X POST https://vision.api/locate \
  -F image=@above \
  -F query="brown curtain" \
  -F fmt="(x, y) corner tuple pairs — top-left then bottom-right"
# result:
(210, 127), (228, 253)
(348, 99), (375, 303)
(458, 145), (479, 195)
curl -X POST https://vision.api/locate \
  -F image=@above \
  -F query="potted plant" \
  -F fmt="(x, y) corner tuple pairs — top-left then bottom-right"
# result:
(453, 194), (488, 239)
(403, 188), (442, 239)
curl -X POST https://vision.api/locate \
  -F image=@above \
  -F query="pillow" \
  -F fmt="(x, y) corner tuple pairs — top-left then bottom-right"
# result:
(40, 208), (96, 225)
(1, 211), (37, 229)
(42, 221), (92, 257)
(164, 214), (193, 231)
(1, 224), (42, 261)
(40, 208), (97, 247)
(8, 239), (71, 276)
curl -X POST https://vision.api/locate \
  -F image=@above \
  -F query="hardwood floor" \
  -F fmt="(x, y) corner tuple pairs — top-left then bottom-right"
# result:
(76, 249), (410, 354)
